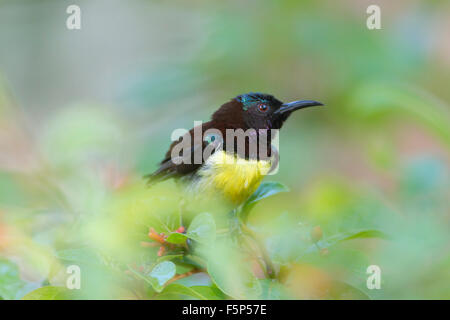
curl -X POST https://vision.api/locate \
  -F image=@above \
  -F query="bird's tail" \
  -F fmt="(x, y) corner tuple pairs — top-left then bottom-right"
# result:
(144, 172), (165, 187)
(144, 167), (174, 187)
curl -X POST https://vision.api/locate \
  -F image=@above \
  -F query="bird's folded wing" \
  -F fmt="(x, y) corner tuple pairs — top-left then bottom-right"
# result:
(145, 139), (213, 186)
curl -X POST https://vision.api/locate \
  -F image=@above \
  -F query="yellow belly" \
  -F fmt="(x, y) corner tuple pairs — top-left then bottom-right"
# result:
(194, 151), (272, 204)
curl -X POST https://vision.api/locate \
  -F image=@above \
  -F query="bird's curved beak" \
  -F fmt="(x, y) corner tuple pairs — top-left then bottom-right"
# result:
(274, 100), (324, 115)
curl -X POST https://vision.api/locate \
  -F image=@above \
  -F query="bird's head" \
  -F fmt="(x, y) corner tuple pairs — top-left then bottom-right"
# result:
(211, 92), (323, 131)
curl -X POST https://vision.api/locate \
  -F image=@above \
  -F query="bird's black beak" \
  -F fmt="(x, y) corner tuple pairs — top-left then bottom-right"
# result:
(274, 100), (324, 115)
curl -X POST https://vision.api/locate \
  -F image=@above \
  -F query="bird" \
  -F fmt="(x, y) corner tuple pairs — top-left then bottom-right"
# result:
(145, 92), (323, 205)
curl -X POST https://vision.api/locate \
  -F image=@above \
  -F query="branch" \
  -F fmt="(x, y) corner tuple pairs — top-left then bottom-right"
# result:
(165, 268), (205, 286)
(241, 224), (276, 279)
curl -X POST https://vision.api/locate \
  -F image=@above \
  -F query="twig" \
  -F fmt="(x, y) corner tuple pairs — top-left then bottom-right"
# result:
(241, 224), (276, 279)
(165, 268), (205, 286)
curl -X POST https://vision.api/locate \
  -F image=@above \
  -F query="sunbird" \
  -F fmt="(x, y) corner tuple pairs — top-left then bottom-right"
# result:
(145, 93), (323, 204)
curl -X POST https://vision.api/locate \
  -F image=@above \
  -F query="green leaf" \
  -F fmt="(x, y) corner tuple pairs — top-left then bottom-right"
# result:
(175, 263), (196, 275)
(207, 257), (261, 299)
(339, 229), (390, 241)
(266, 220), (311, 264)
(258, 279), (288, 300)
(245, 181), (289, 206)
(324, 229), (390, 246)
(153, 293), (187, 300)
(149, 261), (176, 291)
(166, 232), (188, 244)
(161, 283), (209, 300)
(187, 212), (216, 244)
(298, 229), (389, 261)
(157, 254), (183, 263)
(190, 285), (225, 300)
(241, 182), (289, 221)
(127, 262), (177, 293)
(126, 267), (157, 289)
(328, 281), (371, 300)
(22, 286), (71, 300)
(0, 258), (26, 300)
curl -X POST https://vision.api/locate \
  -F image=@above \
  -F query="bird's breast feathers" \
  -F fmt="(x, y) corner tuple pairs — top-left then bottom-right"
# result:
(189, 150), (272, 204)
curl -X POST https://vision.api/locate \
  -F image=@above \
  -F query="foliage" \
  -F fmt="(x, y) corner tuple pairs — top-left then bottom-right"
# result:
(3, 182), (390, 300)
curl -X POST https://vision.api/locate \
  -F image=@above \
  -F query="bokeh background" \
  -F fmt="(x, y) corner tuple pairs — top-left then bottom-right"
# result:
(0, 0), (449, 299)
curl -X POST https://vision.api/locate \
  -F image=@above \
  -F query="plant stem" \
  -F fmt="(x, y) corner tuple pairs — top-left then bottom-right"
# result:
(241, 224), (276, 279)
(165, 268), (205, 286)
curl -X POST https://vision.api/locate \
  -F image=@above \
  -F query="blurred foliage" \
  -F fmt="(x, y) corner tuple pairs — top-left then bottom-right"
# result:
(0, 0), (449, 299)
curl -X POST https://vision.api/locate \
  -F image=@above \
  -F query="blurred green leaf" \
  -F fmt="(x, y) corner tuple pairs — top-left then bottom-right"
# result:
(207, 241), (261, 299)
(157, 254), (183, 263)
(190, 285), (225, 300)
(340, 229), (390, 241)
(303, 229), (390, 257)
(187, 213), (216, 244)
(166, 232), (188, 244)
(241, 182), (289, 221)
(259, 279), (288, 300)
(244, 181), (289, 208)
(22, 286), (71, 300)
(0, 259), (26, 300)
(128, 261), (177, 293)
(328, 281), (371, 300)
(265, 215), (312, 265)
(328, 229), (390, 243)
(208, 260), (261, 299)
(160, 283), (214, 300)
(149, 261), (176, 291)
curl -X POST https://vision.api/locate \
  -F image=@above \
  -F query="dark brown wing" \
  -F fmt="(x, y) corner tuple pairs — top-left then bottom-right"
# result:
(144, 142), (205, 186)
(144, 122), (216, 186)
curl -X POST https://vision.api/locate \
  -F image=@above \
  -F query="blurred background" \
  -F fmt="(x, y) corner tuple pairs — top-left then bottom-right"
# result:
(0, 0), (449, 299)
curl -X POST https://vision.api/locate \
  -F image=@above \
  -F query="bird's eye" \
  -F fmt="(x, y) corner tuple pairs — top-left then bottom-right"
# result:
(258, 104), (269, 112)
